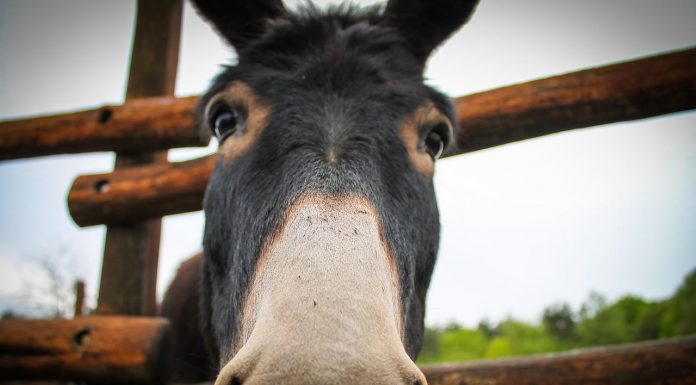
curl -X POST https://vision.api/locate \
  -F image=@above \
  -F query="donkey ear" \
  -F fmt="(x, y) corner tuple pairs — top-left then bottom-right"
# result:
(191, 0), (286, 50)
(383, 0), (479, 63)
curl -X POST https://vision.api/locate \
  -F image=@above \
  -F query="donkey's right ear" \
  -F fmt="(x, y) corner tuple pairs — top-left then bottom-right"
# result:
(191, 0), (286, 51)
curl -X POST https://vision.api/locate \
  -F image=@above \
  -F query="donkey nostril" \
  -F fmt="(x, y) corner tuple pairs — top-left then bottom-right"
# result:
(404, 363), (428, 385)
(230, 376), (243, 385)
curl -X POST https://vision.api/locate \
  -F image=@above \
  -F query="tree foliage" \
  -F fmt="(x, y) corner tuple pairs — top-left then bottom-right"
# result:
(542, 302), (576, 341)
(417, 268), (696, 364)
(663, 269), (696, 337)
(577, 295), (648, 345)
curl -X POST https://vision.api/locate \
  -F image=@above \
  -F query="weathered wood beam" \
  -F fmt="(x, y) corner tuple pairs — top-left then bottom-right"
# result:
(96, 0), (182, 317)
(69, 156), (215, 226)
(2, 47), (693, 162)
(67, 48), (696, 226)
(0, 316), (170, 384)
(0, 96), (205, 161)
(422, 336), (696, 385)
(450, 47), (696, 154)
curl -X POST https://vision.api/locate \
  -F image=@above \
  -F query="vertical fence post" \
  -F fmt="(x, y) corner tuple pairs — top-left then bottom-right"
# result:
(95, 0), (183, 316)
(73, 280), (85, 317)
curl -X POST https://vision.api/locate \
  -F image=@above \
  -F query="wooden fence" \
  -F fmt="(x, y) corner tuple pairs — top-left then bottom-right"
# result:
(0, 316), (692, 385)
(0, 0), (695, 383)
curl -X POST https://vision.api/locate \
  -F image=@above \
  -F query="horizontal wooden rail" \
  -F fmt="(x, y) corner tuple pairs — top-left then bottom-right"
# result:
(3, 48), (693, 162)
(422, 336), (696, 385)
(0, 316), (170, 384)
(450, 47), (696, 154)
(67, 48), (696, 226)
(0, 96), (207, 160)
(68, 156), (215, 226)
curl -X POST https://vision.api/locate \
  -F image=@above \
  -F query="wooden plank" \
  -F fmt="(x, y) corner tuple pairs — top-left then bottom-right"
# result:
(0, 96), (205, 161)
(421, 336), (696, 385)
(96, 0), (182, 317)
(66, 48), (696, 226)
(450, 47), (696, 154)
(3, 47), (693, 162)
(69, 156), (215, 226)
(0, 316), (170, 384)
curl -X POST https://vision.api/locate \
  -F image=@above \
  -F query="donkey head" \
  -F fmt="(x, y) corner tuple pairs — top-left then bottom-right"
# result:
(194, 1), (478, 384)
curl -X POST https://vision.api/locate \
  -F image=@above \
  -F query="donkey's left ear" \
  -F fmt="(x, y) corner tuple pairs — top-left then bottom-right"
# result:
(191, 0), (286, 51)
(383, 0), (479, 64)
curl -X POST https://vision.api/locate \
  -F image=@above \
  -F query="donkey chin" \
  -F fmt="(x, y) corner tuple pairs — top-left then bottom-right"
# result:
(215, 194), (426, 385)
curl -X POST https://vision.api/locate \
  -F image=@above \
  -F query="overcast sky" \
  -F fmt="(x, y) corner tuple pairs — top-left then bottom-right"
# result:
(0, 0), (694, 326)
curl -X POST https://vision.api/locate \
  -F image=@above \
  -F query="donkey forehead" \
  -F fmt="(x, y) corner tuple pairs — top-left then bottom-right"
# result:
(242, 9), (419, 76)
(201, 47), (451, 135)
(201, 11), (426, 100)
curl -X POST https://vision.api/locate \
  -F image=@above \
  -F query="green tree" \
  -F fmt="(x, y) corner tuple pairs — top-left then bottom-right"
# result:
(578, 295), (648, 345)
(418, 326), (442, 363)
(484, 337), (511, 358)
(579, 291), (607, 320)
(438, 327), (488, 362)
(493, 319), (557, 357)
(661, 268), (696, 337)
(633, 300), (669, 341)
(418, 268), (696, 364)
(477, 318), (497, 339)
(671, 268), (696, 336)
(542, 302), (577, 341)
(444, 321), (463, 332)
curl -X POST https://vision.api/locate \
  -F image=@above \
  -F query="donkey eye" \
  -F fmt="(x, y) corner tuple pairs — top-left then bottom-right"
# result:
(209, 105), (239, 141)
(424, 125), (449, 160)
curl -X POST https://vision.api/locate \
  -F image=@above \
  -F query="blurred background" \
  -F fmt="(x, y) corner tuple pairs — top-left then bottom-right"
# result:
(0, 0), (694, 362)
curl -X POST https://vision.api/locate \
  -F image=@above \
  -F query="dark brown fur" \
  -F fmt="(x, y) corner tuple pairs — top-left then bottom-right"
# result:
(160, 254), (213, 382)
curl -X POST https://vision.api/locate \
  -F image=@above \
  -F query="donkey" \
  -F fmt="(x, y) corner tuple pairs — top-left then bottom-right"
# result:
(161, 0), (479, 383)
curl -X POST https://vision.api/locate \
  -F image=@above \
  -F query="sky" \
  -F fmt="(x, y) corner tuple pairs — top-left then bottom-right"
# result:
(0, 0), (694, 326)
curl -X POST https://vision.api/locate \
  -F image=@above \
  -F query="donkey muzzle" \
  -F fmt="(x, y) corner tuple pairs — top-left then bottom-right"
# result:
(214, 194), (427, 385)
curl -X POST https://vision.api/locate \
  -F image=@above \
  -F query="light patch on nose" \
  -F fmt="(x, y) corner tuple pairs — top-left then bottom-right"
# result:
(216, 193), (420, 384)
(205, 81), (271, 163)
(398, 103), (451, 177)
(238, 194), (403, 351)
